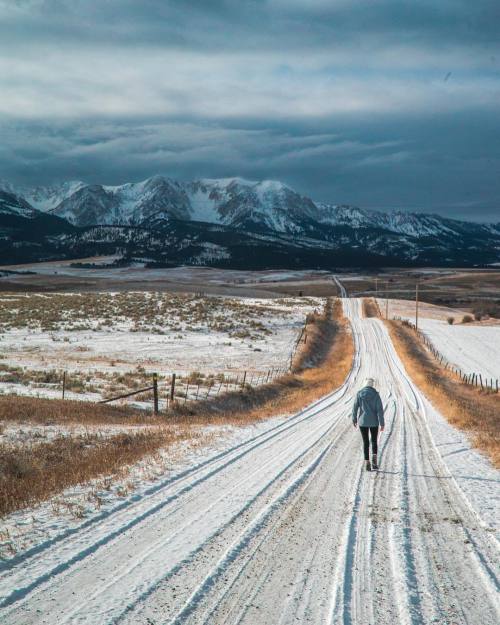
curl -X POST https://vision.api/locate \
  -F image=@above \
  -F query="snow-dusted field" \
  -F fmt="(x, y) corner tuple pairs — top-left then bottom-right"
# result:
(383, 298), (500, 380)
(416, 319), (500, 380)
(0, 296), (498, 625)
(0, 292), (319, 402)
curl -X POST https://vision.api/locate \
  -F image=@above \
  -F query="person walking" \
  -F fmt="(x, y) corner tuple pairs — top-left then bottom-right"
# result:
(352, 377), (385, 471)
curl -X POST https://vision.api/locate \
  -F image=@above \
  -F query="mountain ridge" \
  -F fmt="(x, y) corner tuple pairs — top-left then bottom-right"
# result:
(1, 176), (499, 268)
(5, 174), (499, 231)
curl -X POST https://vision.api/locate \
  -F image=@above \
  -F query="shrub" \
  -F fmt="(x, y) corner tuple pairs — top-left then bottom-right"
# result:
(474, 311), (482, 321)
(462, 315), (473, 324)
(447, 317), (454, 325)
(472, 301), (500, 319)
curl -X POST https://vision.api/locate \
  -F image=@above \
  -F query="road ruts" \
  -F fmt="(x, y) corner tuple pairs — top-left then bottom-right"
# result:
(0, 293), (498, 625)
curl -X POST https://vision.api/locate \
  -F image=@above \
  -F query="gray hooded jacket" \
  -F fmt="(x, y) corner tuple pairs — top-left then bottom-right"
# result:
(352, 386), (384, 427)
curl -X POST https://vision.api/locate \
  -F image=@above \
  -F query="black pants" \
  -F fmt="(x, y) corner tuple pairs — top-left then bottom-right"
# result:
(360, 426), (378, 460)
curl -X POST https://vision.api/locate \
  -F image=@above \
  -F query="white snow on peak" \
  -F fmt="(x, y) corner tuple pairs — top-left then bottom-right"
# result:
(20, 181), (86, 212)
(2, 175), (497, 241)
(198, 177), (257, 188)
(186, 188), (223, 224)
(255, 180), (291, 192)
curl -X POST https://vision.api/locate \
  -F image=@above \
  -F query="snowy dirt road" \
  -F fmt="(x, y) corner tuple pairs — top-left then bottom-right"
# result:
(0, 295), (498, 624)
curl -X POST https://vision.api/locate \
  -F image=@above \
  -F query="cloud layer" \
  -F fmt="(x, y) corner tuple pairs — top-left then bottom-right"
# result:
(1, 0), (499, 220)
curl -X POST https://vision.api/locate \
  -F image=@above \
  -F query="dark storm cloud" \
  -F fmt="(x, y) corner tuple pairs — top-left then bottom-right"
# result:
(0, 0), (499, 220)
(3, 1), (499, 49)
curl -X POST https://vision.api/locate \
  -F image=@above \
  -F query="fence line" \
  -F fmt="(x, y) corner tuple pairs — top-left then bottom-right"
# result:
(2, 310), (317, 414)
(393, 316), (499, 393)
(89, 308), (315, 410)
(72, 364), (294, 414)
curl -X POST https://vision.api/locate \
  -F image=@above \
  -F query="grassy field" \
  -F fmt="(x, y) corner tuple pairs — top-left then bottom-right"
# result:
(0, 292), (320, 404)
(0, 261), (339, 297)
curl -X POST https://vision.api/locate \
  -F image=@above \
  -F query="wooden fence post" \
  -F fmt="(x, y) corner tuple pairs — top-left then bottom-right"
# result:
(184, 380), (190, 404)
(206, 382), (213, 398)
(195, 383), (200, 401)
(241, 371), (247, 388)
(170, 373), (176, 402)
(62, 371), (66, 400)
(152, 373), (159, 415)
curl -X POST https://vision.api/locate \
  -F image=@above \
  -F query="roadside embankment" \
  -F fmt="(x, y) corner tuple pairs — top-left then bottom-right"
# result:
(362, 297), (380, 318)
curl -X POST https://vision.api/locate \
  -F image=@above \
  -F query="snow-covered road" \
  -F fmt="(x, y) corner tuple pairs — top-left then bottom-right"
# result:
(0, 294), (498, 624)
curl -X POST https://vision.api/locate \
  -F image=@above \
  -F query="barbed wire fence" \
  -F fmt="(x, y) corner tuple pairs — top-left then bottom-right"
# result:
(86, 317), (311, 413)
(0, 308), (315, 415)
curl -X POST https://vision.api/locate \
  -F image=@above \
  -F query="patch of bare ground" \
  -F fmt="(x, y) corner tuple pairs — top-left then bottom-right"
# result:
(362, 297), (380, 318)
(386, 319), (500, 467)
(0, 298), (353, 516)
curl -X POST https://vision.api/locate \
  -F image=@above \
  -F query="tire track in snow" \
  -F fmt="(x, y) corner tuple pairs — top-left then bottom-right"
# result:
(0, 370), (354, 609)
(1, 288), (498, 625)
(167, 442), (334, 625)
(1, 378), (356, 624)
(168, 421), (357, 625)
(62, 411), (348, 625)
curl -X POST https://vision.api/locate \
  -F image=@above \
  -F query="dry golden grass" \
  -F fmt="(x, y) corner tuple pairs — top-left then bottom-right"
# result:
(386, 319), (500, 467)
(0, 395), (160, 426)
(0, 427), (198, 517)
(362, 297), (380, 318)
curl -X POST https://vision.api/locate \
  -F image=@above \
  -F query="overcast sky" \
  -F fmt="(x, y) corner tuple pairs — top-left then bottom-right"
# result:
(1, 0), (499, 221)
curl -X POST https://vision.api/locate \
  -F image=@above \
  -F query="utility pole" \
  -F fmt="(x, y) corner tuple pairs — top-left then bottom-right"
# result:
(385, 281), (389, 319)
(415, 281), (419, 330)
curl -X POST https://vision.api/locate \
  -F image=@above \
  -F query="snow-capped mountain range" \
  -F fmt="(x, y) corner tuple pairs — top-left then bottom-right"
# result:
(1, 176), (499, 268)
(6, 174), (493, 237)
(2, 176), (322, 232)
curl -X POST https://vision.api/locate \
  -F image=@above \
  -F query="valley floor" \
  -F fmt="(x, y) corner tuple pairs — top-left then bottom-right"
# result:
(0, 296), (498, 624)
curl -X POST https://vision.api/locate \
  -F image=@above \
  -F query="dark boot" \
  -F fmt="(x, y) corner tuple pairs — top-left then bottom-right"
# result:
(372, 454), (378, 470)
(365, 460), (371, 471)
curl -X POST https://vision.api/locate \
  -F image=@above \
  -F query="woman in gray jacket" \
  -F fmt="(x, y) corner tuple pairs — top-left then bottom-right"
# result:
(352, 377), (385, 471)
